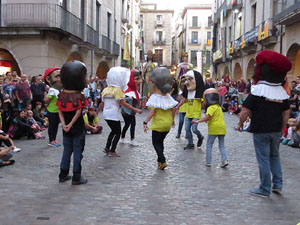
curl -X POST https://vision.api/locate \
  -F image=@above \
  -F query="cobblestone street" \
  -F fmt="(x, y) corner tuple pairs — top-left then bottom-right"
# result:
(1, 111), (300, 225)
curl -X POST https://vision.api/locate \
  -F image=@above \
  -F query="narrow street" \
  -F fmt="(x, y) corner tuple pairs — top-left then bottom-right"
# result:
(1, 112), (300, 225)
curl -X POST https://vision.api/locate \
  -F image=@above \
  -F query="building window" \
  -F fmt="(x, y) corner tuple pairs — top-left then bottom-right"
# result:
(156, 15), (163, 26)
(228, 26), (232, 42)
(156, 31), (163, 42)
(207, 31), (211, 45)
(192, 16), (198, 27)
(206, 51), (211, 64)
(114, 19), (117, 41)
(252, 3), (256, 29)
(191, 50), (197, 67)
(96, 3), (101, 32)
(191, 31), (198, 44)
(107, 12), (111, 38)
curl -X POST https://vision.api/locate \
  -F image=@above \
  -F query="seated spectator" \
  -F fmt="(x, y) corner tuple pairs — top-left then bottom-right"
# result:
(0, 146), (15, 167)
(222, 97), (231, 112)
(0, 129), (21, 152)
(83, 107), (103, 134)
(27, 110), (43, 132)
(282, 118), (297, 145)
(33, 102), (47, 128)
(8, 109), (37, 139)
(288, 121), (300, 148)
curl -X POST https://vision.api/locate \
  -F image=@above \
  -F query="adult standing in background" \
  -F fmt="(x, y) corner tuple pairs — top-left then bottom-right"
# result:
(31, 75), (46, 108)
(16, 74), (31, 109)
(175, 52), (193, 80)
(238, 50), (291, 198)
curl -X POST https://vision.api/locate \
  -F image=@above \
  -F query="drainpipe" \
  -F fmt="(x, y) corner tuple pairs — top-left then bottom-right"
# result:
(91, 49), (94, 78)
(261, 0), (265, 51)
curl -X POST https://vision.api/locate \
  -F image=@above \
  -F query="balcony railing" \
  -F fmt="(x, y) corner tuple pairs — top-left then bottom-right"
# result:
(86, 25), (100, 47)
(102, 35), (111, 53)
(152, 40), (166, 45)
(274, 0), (300, 26)
(1, 3), (83, 39)
(112, 41), (120, 56)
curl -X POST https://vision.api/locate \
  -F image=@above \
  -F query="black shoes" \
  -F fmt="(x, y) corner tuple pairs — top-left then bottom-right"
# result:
(197, 137), (204, 147)
(72, 176), (88, 185)
(176, 134), (180, 138)
(184, 144), (195, 150)
(59, 175), (72, 183)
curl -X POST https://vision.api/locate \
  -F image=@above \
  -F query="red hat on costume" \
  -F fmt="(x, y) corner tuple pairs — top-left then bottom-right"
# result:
(253, 50), (292, 84)
(43, 67), (59, 82)
(124, 69), (141, 105)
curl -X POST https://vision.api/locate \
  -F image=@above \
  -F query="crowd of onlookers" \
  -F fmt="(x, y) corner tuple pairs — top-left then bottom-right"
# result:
(0, 71), (107, 167)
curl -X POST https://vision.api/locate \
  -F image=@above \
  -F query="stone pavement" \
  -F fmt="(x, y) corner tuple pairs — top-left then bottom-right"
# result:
(1, 111), (300, 225)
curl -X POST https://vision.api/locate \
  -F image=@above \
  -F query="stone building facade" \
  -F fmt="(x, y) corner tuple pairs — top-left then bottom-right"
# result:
(212, 0), (300, 82)
(0, 0), (122, 79)
(140, 3), (173, 67)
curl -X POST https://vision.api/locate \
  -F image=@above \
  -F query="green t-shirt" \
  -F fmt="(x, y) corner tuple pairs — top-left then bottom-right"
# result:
(149, 107), (173, 132)
(47, 95), (59, 113)
(179, 102), (187, 113)
(206, 104), (226, 135)
(185, 99), (202, 119)
(83, 113), (99, 126)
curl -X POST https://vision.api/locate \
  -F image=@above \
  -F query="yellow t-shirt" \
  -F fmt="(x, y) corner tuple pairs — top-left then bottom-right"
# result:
(149, 107), (173, 132)
(179, 102), (188, 113)
(83, 113), (99, 126)
(185, 99), (203, 119)
(206, 104), (226, 135)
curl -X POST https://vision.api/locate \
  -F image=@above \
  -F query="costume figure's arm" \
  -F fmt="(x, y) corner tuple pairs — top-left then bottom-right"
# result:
(175, 98), (186, 112)
(143, 108), (155, 133)
(193, 114), (212, 123)
(282, 109), (290, 132)
(237, 107), (251, 131)
(120, 99), (142, 114)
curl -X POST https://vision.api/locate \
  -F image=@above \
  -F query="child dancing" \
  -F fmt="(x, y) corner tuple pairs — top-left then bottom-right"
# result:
(101, 67), (142, 157)
(143, 67), (178, 170)
(193, 88), (228, 168)
(120, 69), (143, 146)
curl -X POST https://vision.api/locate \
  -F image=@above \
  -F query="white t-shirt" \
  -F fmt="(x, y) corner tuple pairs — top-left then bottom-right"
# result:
(102, 96), (122, 121)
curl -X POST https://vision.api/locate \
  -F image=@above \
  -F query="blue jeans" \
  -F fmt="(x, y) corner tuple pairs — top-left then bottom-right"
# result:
(59, 130), (85, 181)
(185, 117), (203, 145)
(206, 135), (227, 164)
(253, 132), (283, 194)
(177, 112), (186, 135)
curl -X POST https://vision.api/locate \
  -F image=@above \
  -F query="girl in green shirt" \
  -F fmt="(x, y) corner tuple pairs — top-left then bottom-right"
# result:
(143, 67), (178, 170)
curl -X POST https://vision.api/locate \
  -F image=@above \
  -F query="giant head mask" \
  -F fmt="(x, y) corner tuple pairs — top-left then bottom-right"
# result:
(60, 60), (87, 91)
(43, 67), (63, 90)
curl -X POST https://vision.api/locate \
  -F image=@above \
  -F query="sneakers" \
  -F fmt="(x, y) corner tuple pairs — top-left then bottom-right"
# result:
(272, 187), (282, 194)
(158, 162), (168, 170)
(281, 139), (288, 145)
(175, 134), (180, 138)
(205, 163), (211, 167)
(119, 138), (126, 144)
(108, 151), (120, 157)
(197, 136), (204, 147)
(221, 160), (229, 168)
(48, 141), (60, 147)
(59, 175), (72, 183)
(184, 144), (195, 150)
(54, 140), (61, 147)
(12, 146), (21, 152)
(72, 176), (88, 185)
(129, 140), (139, 146)
(103, 147), (110, 154)
(249, 188), (269, 198)
(86, 131), (91, 135)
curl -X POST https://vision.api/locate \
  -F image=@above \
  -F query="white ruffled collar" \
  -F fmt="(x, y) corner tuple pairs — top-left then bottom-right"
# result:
(251, 81), (289, 100)
(146, 93), (178, 110)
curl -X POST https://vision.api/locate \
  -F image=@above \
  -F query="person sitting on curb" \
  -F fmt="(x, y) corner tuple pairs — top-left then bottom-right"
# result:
(0, 146), (15, 167)
(83, 107), (103, 134)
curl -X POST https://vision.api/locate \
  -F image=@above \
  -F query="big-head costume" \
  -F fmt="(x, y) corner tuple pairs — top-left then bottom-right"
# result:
(181, 70), (205, 149)
(241, 50), (292, 197)
(57, 60), (88, 185)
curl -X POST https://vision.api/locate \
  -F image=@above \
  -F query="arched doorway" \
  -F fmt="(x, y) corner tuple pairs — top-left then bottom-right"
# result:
(66, 52), (84, 62)
(247, 59), (255, 80)
(96, 61), (109, 79)
(286, 43), (300, 81)
(0, 49), (21, 75)
(233, 63), (242, 81)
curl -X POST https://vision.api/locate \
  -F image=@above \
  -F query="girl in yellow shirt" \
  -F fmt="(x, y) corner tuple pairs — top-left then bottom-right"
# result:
(143, 67), (178, 170)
